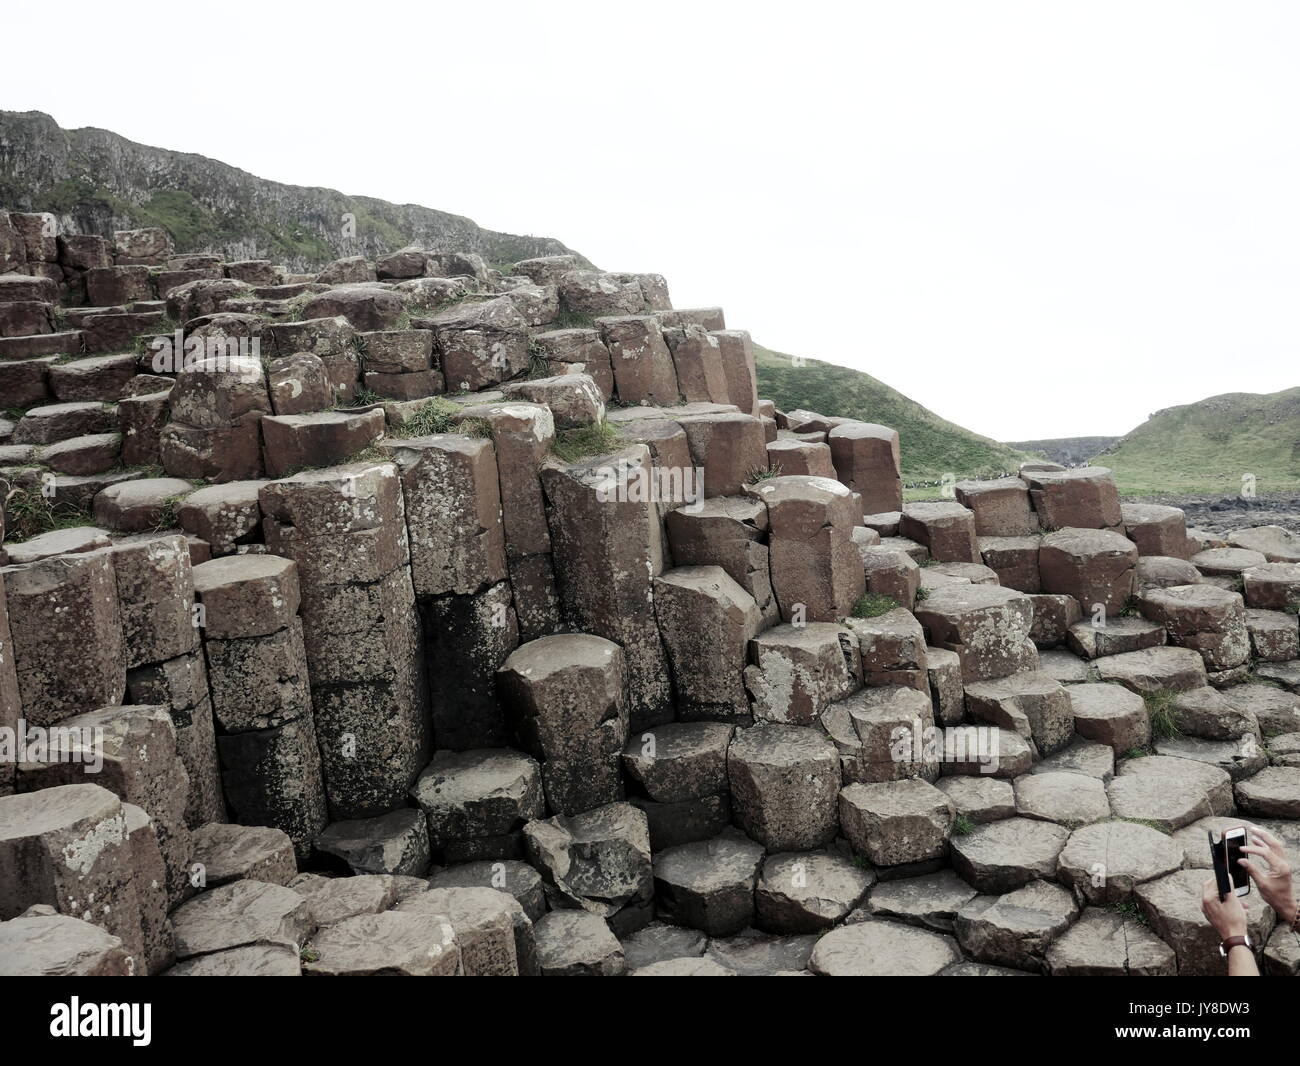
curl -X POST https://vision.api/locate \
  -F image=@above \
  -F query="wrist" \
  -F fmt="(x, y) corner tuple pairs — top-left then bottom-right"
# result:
(1264, 891), (1297, 923)
(1282, 897), (1299, 927)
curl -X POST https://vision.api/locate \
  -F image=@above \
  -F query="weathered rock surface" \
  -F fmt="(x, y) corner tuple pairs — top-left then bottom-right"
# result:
(949, 817), (1070, 893)
(1056, 820), (1183, 903)
(1045, 907), (1176, 976)
(808, 919), (960, 976)
(955, 880), (1078, 972)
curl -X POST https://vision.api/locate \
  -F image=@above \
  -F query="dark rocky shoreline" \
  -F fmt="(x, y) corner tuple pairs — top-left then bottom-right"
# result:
(1126, 492), (1300, 536)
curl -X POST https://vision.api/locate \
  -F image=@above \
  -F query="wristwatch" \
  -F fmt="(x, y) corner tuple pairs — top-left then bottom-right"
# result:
(1219, 934), (1253, 957)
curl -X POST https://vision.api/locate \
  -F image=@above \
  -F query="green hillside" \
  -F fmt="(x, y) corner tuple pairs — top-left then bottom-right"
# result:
(0, 110), (584, 274)
(753, 344), (1029, 483)
(1097, 387), (1300, 495)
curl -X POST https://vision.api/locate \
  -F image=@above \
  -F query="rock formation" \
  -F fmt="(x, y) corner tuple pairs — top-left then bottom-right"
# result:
(1, 218), (1297, 977)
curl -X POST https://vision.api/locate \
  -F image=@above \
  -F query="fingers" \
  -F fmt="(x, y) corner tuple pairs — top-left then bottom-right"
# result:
(1240, 846), (1280, 872)
(1248, 827), (1285, 860)
(1202, 877), (1223, 907)
(1201, 878), (1217, 916)
(1245, 826), (1287, 859)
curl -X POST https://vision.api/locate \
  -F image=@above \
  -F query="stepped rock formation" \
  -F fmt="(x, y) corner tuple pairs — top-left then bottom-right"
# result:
(1, 212), (1298, 978)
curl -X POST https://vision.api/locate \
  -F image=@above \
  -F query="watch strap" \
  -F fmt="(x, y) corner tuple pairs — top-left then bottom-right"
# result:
(1219, 935), (1251, 956)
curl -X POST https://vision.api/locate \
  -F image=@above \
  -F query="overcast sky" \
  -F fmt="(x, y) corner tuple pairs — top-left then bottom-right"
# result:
(6, 1), (1298, 441)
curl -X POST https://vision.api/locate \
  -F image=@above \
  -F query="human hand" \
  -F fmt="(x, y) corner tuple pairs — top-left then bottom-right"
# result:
(1202, 876), (1249, 940)
(1239, 825), (1296, 924)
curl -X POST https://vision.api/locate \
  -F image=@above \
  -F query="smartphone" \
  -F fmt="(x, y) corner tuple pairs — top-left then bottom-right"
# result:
(1209, 826), (1252, 900)
(1224, 827), (1251, 897)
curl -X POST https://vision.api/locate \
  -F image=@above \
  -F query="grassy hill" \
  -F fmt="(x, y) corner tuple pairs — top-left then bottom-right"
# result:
(0, 110), (584, 273)
(1095, 387), (1300, 496)
(753, 344), (1029, 483)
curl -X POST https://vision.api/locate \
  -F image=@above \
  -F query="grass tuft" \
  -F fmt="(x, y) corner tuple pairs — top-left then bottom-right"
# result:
(849, 593), (900, 619)
(1108, 899), (1150, 926)
(551, 310), (598, 331)
(152, 491), (192, 532)
(746, 462), (782, 484)
(552, 420), (623, 463)
(1143, 689), (1182, 741)
(2, 482), (96, 542)
(1118, 596), (1143, 619)
(389, 397), (487, 439)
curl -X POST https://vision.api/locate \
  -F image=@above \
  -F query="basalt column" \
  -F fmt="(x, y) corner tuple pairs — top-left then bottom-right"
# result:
(380, 434), (519, 751)
(110, 532), (225, 830)
(2, 548), (125, 726)
(259, 462), (430, 819)
(193, 554), (327, 860)
(541, 445), (675, 730)
(454, 403), (564, 643)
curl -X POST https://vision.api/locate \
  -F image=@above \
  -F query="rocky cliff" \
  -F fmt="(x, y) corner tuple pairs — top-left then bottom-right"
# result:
(0, 110), (585, 273)
(1004, 436), (1119, 468)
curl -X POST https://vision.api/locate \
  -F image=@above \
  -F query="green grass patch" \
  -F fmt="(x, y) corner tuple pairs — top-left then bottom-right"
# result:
(390, 397), (470, 438)
(952, 814), (975, 836)
(151, 491), (192, 532)
(1108, 899), (1149, 926)
(550, 310), (598, 331)
(340, 444), (389, 467)
(849, 593), (900, 619)
(552, 420), (623, 463)
(524, 353), (555, 380)
(746, 462), (782, 484)
(337, 387), (383, 410)
(2, 483), (96, 543)
(397, 401), (493, 441)
(1143, 689), (1182, 741)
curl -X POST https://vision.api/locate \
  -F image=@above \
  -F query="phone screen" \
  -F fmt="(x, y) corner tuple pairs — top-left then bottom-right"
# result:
(1226, 831), (1250, 893)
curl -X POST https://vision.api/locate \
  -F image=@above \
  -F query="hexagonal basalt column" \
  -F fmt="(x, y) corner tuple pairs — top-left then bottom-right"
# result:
(497, 633), (629, 816)
(747, 475), (864, 623)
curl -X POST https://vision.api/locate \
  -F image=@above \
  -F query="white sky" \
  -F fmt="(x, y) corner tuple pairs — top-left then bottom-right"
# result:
(6, 1), (1298, 440)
